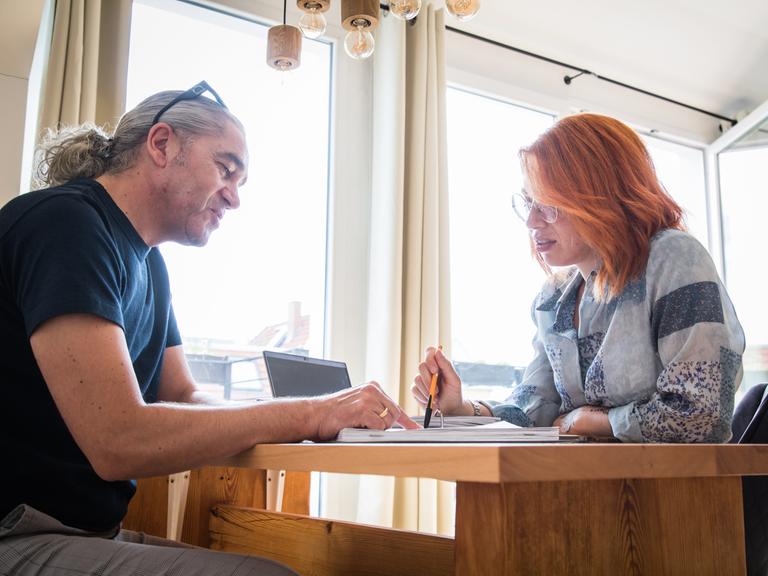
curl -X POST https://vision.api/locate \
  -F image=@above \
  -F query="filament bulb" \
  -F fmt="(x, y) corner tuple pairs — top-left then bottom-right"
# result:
(389, 0), (422, 20)
(445, 0), (480, 22)
(344, 24), (375, 60)
(298, 7), (327, 39)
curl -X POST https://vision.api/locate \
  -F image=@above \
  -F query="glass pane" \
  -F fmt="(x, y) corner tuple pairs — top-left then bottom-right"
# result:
(720, 145), (768, 389)
(447, 104), (711, 402)
(642, 136), (708, 248)
(728, 117), (768, 149)
(127, 0), (331, 400)
(447, 87), (554, 401)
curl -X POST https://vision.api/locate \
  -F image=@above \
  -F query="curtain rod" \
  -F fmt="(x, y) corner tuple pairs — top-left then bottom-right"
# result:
(443, 25), (737, 126)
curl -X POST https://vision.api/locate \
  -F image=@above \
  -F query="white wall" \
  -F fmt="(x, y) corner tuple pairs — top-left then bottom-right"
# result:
(0, 0), (50, 204)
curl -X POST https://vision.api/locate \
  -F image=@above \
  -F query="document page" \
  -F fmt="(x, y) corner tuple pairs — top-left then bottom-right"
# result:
(335, 420), (561, 443)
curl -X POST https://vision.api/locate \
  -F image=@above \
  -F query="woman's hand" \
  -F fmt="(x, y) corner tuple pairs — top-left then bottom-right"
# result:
(411, 347), (470, 416)
(553, 406), (613, 437)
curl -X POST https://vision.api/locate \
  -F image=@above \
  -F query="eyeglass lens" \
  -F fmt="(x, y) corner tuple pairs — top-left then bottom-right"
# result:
(512, 193), (557, 224)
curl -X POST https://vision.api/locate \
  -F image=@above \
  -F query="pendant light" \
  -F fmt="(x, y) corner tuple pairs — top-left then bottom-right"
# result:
(445, 0), (481, 22)
(267, 0), (303, 70)
(296, 0), (330, 39)
(273, 1), (482, 65)
(389, 0), (422, 21)
(341, 0), (379, 60)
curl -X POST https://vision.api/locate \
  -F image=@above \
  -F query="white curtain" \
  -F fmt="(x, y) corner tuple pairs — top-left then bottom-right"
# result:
(40, 0), (131, 130)
(356, 1), (455, 535)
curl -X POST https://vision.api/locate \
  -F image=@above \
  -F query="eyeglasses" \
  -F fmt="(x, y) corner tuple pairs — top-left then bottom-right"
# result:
(511, 192), (559, 224)
(151, 80), (228, 126)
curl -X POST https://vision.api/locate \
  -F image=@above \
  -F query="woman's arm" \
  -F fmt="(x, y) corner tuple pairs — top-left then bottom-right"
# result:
(554, 406), (612, 436)
(608, 235), (745, 443)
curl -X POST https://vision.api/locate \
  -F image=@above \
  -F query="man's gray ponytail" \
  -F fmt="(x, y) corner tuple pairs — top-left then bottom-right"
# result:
(32, 89), (242, 190)
(33, 124), (114, 189)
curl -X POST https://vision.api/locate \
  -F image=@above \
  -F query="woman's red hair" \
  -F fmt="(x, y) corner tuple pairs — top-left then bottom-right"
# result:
(520, 113), (684, 300)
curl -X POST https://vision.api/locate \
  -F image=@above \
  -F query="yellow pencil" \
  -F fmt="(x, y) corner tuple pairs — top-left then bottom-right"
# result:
(423, 345), (442, 428)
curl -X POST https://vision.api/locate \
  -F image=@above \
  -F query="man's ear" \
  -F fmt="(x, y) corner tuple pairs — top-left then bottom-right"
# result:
(146, 123), (178, 168)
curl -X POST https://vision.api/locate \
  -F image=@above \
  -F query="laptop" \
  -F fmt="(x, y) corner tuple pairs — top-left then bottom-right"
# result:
(263, 350), (352, 398)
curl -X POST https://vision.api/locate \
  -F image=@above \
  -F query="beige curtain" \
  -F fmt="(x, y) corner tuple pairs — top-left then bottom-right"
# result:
(40, 0), (132, 131)
(357, 2), (454, 535)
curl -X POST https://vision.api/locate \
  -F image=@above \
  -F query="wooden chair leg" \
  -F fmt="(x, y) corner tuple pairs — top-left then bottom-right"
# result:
(123, 467), (312, 547)
(266, 469), (286, 512)
(167, 470), (191, 541)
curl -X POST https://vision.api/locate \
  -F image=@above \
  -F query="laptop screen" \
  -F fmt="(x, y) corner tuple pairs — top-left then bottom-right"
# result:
(263, 351), (352, 397)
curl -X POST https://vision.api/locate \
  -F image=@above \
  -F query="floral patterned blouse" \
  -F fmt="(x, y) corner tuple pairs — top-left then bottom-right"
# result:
(492, 229), (745, 443)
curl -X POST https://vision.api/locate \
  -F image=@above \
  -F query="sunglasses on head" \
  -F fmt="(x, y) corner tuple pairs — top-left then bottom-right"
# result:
(151, 80), (227, 126)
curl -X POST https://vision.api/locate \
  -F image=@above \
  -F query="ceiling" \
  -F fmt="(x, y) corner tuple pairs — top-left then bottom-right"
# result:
(442, 0), (768, 121)
(6, 0), (767, 130)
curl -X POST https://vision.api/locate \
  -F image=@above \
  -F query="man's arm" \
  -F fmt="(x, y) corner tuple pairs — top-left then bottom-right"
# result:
(31, 313), (414, 481)
(156, 345), (233, 405)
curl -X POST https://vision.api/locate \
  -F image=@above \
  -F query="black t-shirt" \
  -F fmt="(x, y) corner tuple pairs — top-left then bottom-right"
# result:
(0, 178), (181, 531)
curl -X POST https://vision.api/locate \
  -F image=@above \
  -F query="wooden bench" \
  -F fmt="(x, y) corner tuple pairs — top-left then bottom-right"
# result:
(123, 466), (453, 575)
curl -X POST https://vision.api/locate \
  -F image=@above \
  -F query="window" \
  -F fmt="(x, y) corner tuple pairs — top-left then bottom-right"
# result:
(447, 89), (711, 401)
(127, 0), (332, 400)
(642, 135), (708, 247)
(446, 87), (554, 401)
(720, 140), (768, 390)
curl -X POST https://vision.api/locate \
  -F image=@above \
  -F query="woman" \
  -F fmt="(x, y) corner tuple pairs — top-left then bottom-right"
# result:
(413, 113), (745, 442)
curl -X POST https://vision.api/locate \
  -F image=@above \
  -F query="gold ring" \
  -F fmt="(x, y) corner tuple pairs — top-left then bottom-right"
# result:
(378, 407), (389, 419)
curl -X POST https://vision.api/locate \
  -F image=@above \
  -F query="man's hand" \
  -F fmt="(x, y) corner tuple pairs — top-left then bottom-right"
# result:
(553, 406), (613, 437)
(313, 382), (419, 441)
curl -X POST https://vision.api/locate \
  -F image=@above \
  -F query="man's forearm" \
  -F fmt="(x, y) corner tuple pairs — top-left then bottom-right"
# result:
(95, 397), (318, 481)
(177, 388), (249, 405)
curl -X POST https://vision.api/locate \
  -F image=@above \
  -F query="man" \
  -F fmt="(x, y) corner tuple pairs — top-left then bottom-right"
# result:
(0, 82), (415, 575)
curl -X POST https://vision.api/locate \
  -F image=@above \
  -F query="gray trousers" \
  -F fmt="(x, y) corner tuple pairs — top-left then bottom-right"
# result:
(0, 505), (298, 576)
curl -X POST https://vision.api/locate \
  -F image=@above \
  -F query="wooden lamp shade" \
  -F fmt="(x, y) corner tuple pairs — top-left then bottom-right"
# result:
(341, 0), (379, 31)
(267, 24), (302, 70)
(296, 0), (330, 13)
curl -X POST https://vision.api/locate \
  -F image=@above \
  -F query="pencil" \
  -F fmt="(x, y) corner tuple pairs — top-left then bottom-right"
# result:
(423, 345), (442, 428)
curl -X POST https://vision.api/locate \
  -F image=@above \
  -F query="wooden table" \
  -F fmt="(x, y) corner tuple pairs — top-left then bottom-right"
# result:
(214, 442), (768, 575)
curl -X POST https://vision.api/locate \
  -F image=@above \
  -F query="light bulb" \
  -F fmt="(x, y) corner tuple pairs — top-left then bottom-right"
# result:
(298, 8), (327, 39)
(344, 24), (375, 60)
(389, 0), (421, 20)
(273, 59), (295, 71)
(445, 0), (480, 22)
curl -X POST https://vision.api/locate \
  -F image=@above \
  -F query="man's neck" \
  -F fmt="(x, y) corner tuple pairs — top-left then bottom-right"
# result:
(96, 170), (162, 247)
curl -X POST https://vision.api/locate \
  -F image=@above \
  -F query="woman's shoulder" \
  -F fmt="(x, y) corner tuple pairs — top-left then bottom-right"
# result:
(645, 228), (720, 295)
(533, 267), (578, 308)
(648, 228), (709, 261)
